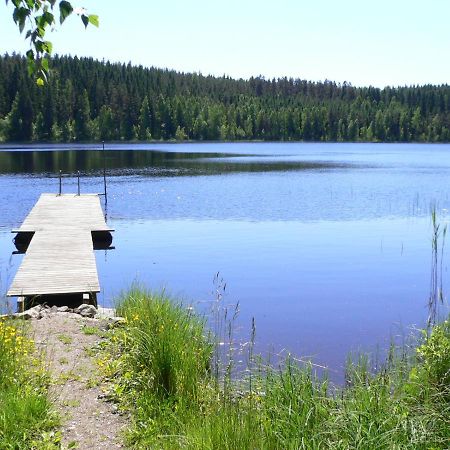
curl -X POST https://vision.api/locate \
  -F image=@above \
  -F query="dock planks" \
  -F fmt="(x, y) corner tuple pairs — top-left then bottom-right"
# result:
(7, 194), (112, 298)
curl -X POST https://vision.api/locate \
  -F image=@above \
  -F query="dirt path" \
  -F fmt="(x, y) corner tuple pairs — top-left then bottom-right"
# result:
(31, 310), (127, 450)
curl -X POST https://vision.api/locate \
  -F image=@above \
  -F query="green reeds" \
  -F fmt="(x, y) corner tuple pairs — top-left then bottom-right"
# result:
(110, 286), (213, 446)
(428, 206), (447, 329)
(115, 286), (212, 402)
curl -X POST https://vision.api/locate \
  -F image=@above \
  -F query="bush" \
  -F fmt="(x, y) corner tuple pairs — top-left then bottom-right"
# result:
(417, 319), (450, 389)
(0, 319), (56, 449)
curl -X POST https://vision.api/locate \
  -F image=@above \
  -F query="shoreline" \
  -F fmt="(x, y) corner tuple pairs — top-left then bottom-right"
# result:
(1, 139), (450, 147)
(1, 289), (449, 448)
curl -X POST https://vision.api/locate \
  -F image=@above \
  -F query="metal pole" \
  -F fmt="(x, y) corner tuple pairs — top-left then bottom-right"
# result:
(59, 170), (62, 195)
(77, 171), (80, 195)
(103, 141), (107, 205)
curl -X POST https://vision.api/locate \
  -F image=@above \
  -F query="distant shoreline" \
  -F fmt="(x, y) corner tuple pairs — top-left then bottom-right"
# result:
(1, 139), (450, 148)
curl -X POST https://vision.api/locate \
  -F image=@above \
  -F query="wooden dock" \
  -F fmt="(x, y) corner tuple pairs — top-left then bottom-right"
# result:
(7, 194), (113, 302)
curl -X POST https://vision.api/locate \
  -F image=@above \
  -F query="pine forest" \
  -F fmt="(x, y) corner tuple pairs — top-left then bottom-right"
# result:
(0, 53), (449, 143)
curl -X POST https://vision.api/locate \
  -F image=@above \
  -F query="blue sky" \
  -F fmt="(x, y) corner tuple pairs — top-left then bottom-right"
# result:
(1, 0), (449, 88)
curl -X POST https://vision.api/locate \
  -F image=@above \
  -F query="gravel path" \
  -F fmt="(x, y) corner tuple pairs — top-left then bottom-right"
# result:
(31, 311), (127, 449)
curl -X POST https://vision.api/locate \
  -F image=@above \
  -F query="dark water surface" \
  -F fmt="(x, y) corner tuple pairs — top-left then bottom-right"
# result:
(1, 142), (449, 377)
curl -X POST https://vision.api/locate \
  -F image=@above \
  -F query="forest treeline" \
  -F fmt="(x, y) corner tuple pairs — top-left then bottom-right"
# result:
(0, 53), (449, 143)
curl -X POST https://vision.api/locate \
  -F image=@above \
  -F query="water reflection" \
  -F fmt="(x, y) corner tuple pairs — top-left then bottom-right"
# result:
(0, 149), (351, 176)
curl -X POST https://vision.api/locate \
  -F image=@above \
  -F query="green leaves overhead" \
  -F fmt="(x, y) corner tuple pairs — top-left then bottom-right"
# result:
(59, 1), (73, 24)
(5, 0), (98, 85)
(12, 6), (30, 33)
(81, 13), (89, 28)
(88, 15), (99, 28)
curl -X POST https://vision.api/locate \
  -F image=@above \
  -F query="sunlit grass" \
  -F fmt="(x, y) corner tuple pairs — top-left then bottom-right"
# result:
(103, 288), (450, 449)
(0, 318), (58, 449)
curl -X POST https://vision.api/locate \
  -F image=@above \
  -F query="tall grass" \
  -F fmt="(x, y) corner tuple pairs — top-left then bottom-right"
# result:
(111, 286), (213, 445)
(0, 318), (57, 449)
(428, 206), (447, 328)
(105, 288), (450, 449)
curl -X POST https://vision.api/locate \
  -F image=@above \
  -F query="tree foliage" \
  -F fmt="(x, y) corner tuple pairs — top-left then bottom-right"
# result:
(0, 54), (448, 143)
(5, 0), (98, 85)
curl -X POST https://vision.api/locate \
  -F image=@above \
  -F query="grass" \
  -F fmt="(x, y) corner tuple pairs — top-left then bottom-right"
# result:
(0, 318), (58, 449)
(81, 324), (105, 336)
(53, 370), (82, 385)
(62, 399), (81, 408)
(104, 287), (212, 444)
(428, 206), (447, 328)
(102, 288), (450, 449)
(57, 333), (73, 345)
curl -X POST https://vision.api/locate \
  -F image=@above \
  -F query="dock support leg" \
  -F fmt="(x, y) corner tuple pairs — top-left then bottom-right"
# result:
(17, 297), (25, 313)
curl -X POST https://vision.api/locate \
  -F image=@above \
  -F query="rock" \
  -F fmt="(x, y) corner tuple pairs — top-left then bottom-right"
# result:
(98, 393), (115, 402)
(15, 305), (43, 320)
(39, 308), (52, 318)
(57, 306), (70, 313)
(74, 304), (97, 318)
(14, 311), (34, 320)
(51, 305), (58, 312)
(79, 307), (97, 318)
(96, 307), (116, 319)
(107, 317), (126, 329)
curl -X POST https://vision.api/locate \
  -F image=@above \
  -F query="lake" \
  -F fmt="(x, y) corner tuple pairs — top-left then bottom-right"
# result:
(1, 142), (449, 378)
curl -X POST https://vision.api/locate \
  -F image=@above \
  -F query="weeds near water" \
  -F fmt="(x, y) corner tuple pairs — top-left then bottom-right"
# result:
(428, 206), (448, 329)
(100, 286), (450, 449)
(211, 272), (227, 382)
(209, 272), (243, 394)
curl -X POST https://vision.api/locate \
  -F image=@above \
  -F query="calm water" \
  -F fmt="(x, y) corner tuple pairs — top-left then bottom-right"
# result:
(1, 142), (449, 377)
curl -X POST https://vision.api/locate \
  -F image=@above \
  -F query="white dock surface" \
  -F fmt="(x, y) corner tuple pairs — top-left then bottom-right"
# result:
(7, 194), (112, 297)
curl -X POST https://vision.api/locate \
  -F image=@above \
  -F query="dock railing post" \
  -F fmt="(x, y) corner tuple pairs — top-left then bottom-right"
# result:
(58, 170), (62, 195)
(77, 171), (80, 195)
